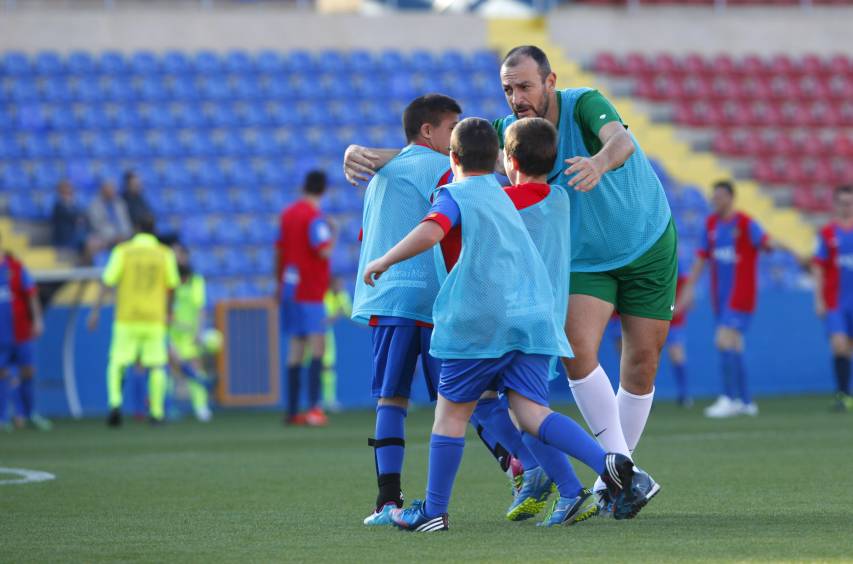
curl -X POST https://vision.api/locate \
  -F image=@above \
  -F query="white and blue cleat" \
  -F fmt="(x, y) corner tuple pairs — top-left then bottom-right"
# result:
(363, 502), (398, 526)
(390, 499), (449, 532)
(537, 489), (599, 527)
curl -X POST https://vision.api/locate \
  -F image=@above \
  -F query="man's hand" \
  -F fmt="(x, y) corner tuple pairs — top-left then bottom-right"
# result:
(675, 284), (696, 314)
(815, 297), (827, 318)
(343, 145), (381, 186)
(564, 156), (605, 192)
(32, 317), (44, 338)
(86, 310), (100, 332)
(363, 257), (391, 287)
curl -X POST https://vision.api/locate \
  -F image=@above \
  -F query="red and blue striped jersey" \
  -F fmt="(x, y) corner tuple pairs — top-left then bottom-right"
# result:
(814, 222), (853, 311)
(0, 253), (36, 345)
(698, 212), (767, 314)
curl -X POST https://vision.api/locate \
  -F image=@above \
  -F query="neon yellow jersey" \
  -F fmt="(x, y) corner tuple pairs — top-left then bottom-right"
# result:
(103, 233), (180, 327)
(171, 274), (206, 339)
(324, 289), (352, 318)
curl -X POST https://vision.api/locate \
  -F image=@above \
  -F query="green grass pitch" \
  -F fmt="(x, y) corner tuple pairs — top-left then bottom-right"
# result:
(2, 396), (852, 562)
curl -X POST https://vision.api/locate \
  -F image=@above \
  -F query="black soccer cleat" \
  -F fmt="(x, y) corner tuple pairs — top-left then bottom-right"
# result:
(106, 408), (122, 428)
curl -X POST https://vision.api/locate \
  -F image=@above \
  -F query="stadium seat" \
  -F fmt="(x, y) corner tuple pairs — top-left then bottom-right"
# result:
(130, 51), (160, 75)
(98, 51), (128, 75)
(193, 51), (224, 75)
(254, 50), (285, 75)
(162, 51), (191, 75)
(224, 50), (253, 75)
(1, 51), (31, 77)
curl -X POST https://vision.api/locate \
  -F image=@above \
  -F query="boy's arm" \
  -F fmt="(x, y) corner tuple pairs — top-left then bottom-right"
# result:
(343, 145), (402, 186)
(363, 222), (445, 286)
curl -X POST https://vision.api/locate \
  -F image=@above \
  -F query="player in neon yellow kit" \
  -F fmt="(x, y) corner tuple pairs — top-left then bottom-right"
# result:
(320, 277), (352, 412)
(88, 215), (179, 427)
(169, 244), (213, 422)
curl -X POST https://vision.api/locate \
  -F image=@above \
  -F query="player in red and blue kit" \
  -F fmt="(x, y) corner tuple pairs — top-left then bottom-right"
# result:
(811, 184), (853, 412)
(0, 244), (48, 432)
(681, 180), (775, 418)
(276, 170), (334, 427)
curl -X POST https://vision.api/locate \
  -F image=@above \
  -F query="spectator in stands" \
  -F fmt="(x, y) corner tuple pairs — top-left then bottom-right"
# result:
(88, 179), (132, 254)
(50, 180), (90, 255)
(121, 170), (153, 228)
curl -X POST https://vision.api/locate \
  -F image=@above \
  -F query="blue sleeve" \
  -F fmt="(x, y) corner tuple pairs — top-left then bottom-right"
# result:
(309, 217), (332, 250)
(815, 235), (829, 261)
(426, 189), (461, 229)
(21, 266), (35, 292)
(748, 219), (767, 248)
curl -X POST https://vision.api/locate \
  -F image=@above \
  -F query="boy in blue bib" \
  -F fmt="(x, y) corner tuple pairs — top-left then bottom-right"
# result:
(363, 118), (649, 532)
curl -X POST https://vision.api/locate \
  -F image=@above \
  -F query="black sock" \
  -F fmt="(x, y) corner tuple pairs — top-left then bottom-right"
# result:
(834, 355), (851, 395)
(307, 358), (322, 408)
(287, 365), (301, 417)
(376, 473), (403, 509)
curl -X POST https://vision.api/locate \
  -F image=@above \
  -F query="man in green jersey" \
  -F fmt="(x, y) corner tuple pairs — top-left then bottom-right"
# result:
(343, 46), (672, 511)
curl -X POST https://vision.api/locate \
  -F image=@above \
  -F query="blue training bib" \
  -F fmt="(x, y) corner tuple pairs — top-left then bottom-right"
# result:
(429, 175), (571, 360)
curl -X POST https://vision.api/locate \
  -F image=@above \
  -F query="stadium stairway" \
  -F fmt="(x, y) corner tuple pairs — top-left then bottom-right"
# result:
(0, 215), (63, 270)
(486, 18), (816, 259)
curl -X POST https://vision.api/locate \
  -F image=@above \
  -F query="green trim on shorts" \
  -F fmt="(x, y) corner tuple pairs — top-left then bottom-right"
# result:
(570, 218), (678, 321)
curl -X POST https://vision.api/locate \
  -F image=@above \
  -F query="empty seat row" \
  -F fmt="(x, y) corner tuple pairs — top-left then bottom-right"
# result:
(634, 74), (853, 102)
(673, 99), (853, 127)
(711, 129), (853, 159)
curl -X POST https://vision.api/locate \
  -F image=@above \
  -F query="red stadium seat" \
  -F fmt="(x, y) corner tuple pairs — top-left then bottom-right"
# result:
(711, 130), (737, 156)
(711, 54), (736, 77)
(679, 75), (710, 100)
(624, 52), (651, 77)
(650, 53), (680, 76)
(769, 54), (798, 77)
(593, 52), (623, 76)
(681, 53), (708, 77)
(737, 54), (767, 78)
(800, 54), (824, 77)
(826, 54), (852, 78)
(827, 76), (853, 101)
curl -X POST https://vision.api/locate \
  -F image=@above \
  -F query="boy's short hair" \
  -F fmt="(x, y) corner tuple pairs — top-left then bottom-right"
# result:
(504, 118), (557, 177)
(713, 179), (735, 196)
(450, 118), (499, 173)
(303, 170), (328, 196)
(402, 94), (462, 143)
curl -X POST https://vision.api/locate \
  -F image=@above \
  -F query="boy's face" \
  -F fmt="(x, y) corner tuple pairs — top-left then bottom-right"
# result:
(426, 113), (459, 156)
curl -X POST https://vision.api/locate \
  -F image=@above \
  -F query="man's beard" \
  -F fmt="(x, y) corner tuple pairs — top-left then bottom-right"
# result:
(513, 92), (550, 120)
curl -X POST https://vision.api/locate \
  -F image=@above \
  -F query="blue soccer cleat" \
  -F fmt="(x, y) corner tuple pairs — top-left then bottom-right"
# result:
(506, 466), (555, 521)
(593, 486), (614, 518)
(599, 453), (659, 520)
(537, 489), (599, 527)
(390, 499), (449, 532)
(363, 502), (398, 526)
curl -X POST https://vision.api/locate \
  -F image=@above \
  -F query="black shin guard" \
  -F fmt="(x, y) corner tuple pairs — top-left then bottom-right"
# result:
(475, 424), (512, 472)
(369, 437), (405, 508)
(834, 355), (851, 395)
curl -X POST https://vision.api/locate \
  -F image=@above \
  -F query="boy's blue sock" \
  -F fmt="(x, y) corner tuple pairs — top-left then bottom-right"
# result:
(424, 434), (465, 518)
(521, 432), (583, 499)
(474, 397), (539, 471)
(307, 358), (323, 408)
(538, 411), (606, 475)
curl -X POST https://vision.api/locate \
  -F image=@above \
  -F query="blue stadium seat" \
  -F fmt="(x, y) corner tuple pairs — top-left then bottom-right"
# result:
(17, 103), (49, 130)
(76, 105), (111, 129)
(135, 77), (168, 102)
(116, 132), (149, 158)
(377, 50), (405, 75)
(182, 217), (215, 246)
(193, 51), (223, 75)
(408, 50), (437, 74)
(98, 51), (128, 75)
(438, 50), (469, 72)
(231, 76), (262, 101)
(265, 101), (299, 126)
(345, 50), (375, 74)
(40, 77), (73, 103)
(139, 104), (172, 129)
(286, 50), (315, 74)
(162, 51), (191, 75)
(215, 219), (245, 245)
(245, 221), (274, 245)
(89, 133), (120, 159)
(100, 78), (134, 102)
(162, 187), (194, 213)
(130, 51), (160, 75)
(22, 134), (52, 159)
(256, 160), (288, 186)
(213, 131), (248, 156)
(317, 50), (347, 74)
(248, 130), (278, 157)
(195, 163), (227, 188)
(192, 248), (220, 275)
(349, 75), (390, 100)
(171, 103), (206, 129)
(234, 103), (266, 127)
(182, 130), (215, 157)
(70, 78), (102, 103)
(389, 73), (417, 100)
(1, 164), (30, 191)
(110, 104), (142, 129)
(7, 192), (48, 219)
(66, 51), (96, 75)
(168, 76), (198, 101)
(0, 136), (22, 160)
(205, 103), (237, 128)
(47, 104), (74, 130)
(1, 52), (31, 77)
(472, 50), (499, 71)
(224, 50), (253, 75)
(255, 50), (285, 75)
(161, 162), (194, 187)
(66, 159), (97, 190)
(9, 79), (38, 103)
(198, 76), (230, 101)
(53, 132), (86, 159)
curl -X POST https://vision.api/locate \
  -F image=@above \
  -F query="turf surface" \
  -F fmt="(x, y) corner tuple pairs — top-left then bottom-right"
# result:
(2, 396), (851, 562)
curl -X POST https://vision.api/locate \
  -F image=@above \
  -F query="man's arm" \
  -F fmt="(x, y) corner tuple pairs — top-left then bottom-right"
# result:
(811, 261), (826, 317)
(565, 121), (635, 192)
(87, 282), (111, 331)
(676, 256), (707, 313)
(88, 246), (122, 330)
(343, 146), (402, 186)
(28, 291), (44, 338)
(363, 222), (445, 286)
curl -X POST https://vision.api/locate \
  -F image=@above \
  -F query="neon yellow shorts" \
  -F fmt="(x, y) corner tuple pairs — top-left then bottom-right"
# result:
(170, 332), (200, 361)
(110, 323), (168, 367)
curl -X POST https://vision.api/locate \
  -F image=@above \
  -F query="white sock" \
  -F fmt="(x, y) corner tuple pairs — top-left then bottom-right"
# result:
(616, 386), (655, 454)
(569, 365), (630, 457)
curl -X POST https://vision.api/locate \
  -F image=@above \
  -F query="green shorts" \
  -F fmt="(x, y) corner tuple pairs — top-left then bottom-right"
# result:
(570, 218), (678, 321)
(110, 323), (168, 367)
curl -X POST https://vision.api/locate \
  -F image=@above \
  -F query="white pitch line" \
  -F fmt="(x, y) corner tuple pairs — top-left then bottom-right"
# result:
(0, 467), (56, 485)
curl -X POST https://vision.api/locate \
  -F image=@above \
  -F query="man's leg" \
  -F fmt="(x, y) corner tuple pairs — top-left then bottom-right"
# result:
(286, 336), (306, 421)
(321, 330), (338, 409)
(667, 340), (690, 406)
(148, 366), (168, 422)
(618, 314), (668, 453)
(831, 334), (851, 397)
(564, 293), (630, 457)
(306, 333), (326, 411)
(0, 368), (10, 430)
